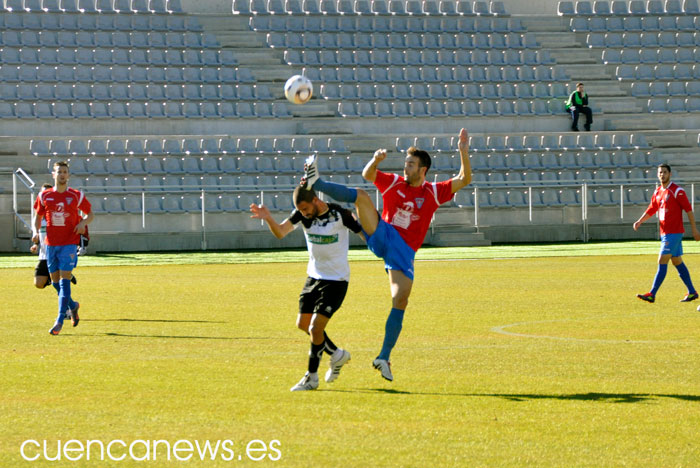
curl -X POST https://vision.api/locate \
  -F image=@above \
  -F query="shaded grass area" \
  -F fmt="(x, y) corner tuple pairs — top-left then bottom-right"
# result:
(3, 240), (699, 268)
(2, 255), (700, 467)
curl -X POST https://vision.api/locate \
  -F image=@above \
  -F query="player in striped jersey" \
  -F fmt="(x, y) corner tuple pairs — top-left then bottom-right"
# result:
(250, 185), (363, 391)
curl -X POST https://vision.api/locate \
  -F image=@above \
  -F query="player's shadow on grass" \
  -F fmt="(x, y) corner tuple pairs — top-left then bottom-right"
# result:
(325, 390), (700, 403)
(95, 332), (279, 340)
(485, 393), (700, 403)
(84, 318), (227, 324)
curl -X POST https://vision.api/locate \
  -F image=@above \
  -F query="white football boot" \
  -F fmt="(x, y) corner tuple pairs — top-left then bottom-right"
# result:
(372, 358), (394, 382)
(290, 372), (319, 392)
(325, 349), (351, 383)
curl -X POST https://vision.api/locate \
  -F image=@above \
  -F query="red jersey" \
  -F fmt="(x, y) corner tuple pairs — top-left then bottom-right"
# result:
(645, 182), (692, 235)
(374, 170), (454, 251)
(34, 187), (92, 246)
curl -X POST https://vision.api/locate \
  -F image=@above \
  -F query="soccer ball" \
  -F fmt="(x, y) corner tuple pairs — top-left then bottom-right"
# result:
(284, 75), (313, 105)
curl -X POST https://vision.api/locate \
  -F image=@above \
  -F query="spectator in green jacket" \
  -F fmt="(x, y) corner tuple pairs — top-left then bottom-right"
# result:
(566, 82), (592, 132)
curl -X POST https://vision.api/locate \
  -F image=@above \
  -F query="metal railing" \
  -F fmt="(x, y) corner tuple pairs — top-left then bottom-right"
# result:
(12, 169), (36, 242)
(15, 167), (700, 248)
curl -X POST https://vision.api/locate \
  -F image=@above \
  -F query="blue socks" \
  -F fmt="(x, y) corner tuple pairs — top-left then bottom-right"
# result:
(675, 262), (696, 294)
(312, 179), (358, 204)
(377, 308), (405, 361)
(52, 280), (77, 311)
(56, 278), (72, 324)
(650, 264), (668, 295)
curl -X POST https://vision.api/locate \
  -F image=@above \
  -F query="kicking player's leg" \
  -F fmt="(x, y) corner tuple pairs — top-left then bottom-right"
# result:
(672, 256), (698, 301)
(302, 155), (380, 235)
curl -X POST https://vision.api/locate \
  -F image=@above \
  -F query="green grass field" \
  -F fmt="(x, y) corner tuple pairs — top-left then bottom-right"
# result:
(2, 243), (700, 467)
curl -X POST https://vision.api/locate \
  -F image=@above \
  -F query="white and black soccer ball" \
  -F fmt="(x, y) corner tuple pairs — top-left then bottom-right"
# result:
(284, 75), (313, 105)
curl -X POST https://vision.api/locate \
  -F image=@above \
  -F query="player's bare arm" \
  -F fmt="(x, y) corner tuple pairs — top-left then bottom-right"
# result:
(686, 210), (700, 241)
(74, 211), (94, 235)
(633, 213), (652, 231)
(250, 203), (294, 239)
(32, 208), (42, 244)
(451, 128), (472, 194)
(362, 149), (387, 182)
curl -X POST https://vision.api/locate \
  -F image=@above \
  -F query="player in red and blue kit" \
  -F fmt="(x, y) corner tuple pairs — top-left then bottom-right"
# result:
(301, 128), (472, 381)
(33, 161), (94, 335)
(633, 164), (700, 303)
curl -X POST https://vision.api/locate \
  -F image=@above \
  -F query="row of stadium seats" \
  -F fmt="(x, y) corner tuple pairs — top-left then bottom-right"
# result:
(63, 161), (653, 186)
(400, 133), (651, 152)
(66, 167), (654, 193)
(0, 83), (274, 101)
(336, 99), (572, 117)
(631, 81), (700, 95)
(43, 149), (657, 178)
(249, 14), (523, 33)
(456, 187), (656, 208)
(81, 187), (658, 214)
(463, 151), (657, 169)
(320, 82), (572, 100)
(0, 47), (236, 66)
(89, 193), (290, 214)
(70, 175), (301, 190)
(615, 63), (700, 80)
(0, 12), (198, 30)
(31, 136), (350, 156)
(1, 0), (183, 14)
(647, 96), (700, 111)
(33, 134), (650, 159)
(303, 65), (570, 84)
(0, 31), (217, 48)
(235, 0), (507, 16)
(569, 14), (699, 31)
(267, 31), (539, 50)
(558, 0), (699, 16)
(0, 65), (255, 83)
(601, 47), (700, 64)
(0, 100), (291, 118)
(587, 31), (700, 47)
(284, 48), (555, 66)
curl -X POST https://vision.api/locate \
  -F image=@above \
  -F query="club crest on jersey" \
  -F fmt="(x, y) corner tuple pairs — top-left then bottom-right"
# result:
(415, 197), (425, 209)
(66, 197), (73, 205)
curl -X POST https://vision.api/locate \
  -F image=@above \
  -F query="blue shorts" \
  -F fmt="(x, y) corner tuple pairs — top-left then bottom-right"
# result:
(46, 244), (79, 273)
(365, 219), (415, 280)
(660, 233), (684, 257)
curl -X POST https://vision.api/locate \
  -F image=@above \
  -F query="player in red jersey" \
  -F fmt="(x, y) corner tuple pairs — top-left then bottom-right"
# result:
(33, 161), (94, 335)
(633, 164), (700, 303)
(301, 128), (472, 381)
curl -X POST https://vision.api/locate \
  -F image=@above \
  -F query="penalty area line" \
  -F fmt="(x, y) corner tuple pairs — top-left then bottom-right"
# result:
(490, 319), (698, 345)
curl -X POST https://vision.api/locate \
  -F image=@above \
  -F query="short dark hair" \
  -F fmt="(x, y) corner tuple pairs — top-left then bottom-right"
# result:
(576, 82), (584, 87)
(293, 185), (317, 205)
(658, 163), (671, 173)
(407, 146), (431, 174)
(53, 161), (69, 170)
(41, 183), (53, 190)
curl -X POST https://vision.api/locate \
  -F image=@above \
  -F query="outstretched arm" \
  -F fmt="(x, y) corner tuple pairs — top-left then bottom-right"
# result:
(362, 149), (387, 183)
(451, 128), (472, 194)
(250, 203), (294, 239)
